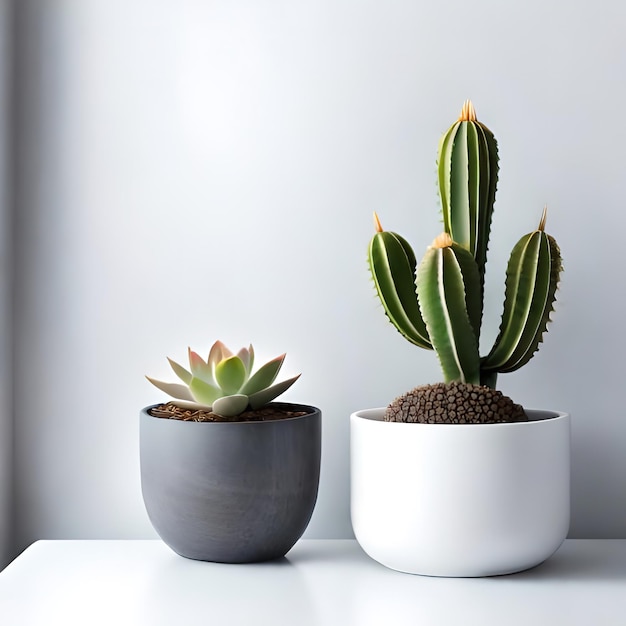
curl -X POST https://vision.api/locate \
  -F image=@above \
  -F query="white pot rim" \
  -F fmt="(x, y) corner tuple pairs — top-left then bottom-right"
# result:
(351, 407), (568, 427)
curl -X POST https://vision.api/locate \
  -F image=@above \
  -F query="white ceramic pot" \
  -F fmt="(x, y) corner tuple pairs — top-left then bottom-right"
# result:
(351, 408), (570, 577)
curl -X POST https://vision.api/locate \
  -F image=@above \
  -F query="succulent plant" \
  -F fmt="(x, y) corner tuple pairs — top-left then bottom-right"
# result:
(368, 100), (562, 399)
(146, 341), (300, 417)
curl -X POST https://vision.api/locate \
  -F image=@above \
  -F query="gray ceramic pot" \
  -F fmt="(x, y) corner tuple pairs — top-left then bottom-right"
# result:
(140, 403), (321, 563)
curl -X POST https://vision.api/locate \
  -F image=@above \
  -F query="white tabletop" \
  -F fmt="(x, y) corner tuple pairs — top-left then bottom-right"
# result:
(0, 539), (624, 625)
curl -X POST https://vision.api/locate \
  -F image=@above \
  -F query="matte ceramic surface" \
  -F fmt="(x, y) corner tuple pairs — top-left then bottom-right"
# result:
(141, 403), (321, 563)
(351, 408), (570, 577)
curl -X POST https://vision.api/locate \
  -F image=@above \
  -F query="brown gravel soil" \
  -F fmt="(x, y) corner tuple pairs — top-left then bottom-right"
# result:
(149, 402), (310, 423)
(384, 381), (527, 424)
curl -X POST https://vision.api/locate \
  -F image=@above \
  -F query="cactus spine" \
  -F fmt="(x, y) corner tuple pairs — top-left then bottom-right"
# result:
(368, 101), (562, 389)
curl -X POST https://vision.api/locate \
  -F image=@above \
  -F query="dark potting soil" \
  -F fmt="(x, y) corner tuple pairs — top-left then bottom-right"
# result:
(149, 402), (309, 423)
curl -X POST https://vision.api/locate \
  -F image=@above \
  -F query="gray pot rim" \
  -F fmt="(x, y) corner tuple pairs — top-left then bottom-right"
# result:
(141, 401), (321, 425)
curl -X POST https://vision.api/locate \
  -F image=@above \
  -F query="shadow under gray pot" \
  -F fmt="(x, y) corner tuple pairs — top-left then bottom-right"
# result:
(140, 403), (321, 563)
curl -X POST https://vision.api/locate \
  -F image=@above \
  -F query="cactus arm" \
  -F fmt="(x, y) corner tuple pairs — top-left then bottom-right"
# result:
(368, 214), (432, 350)
(416, 233), (481, 385)
(482, 209), (562, 373)
(438, 101), (499, 291)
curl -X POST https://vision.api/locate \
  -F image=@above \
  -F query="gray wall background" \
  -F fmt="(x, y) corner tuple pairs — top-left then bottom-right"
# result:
(4, 0), (625, 563)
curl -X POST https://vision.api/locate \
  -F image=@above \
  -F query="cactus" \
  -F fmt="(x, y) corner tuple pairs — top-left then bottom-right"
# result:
(438, 100), (499, 299)
(368, 101), (562, 391)
(146, 341), (300, 417)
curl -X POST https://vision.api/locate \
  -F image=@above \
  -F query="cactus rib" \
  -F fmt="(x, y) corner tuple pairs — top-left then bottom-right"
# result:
(416, 233), (481, 384)
(368, 214), (431, 349)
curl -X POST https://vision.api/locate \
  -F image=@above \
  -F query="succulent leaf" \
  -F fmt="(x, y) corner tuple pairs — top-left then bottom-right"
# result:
(215, 340), (233, 360)
(247, 344), (255, 374)
(189, 376), (223, 405)
(212, 394), (249, 417)
(207, 341), (224, 370)
(168, 399), (213, 411)
(368, 224), (431, 349)
(416, 234), (481, 385)
(215, 355), (247, 395)
(239, 354), (285, 396)
(482, 218), (562, 373)
(188, 349), (214, 384)
(145, 377), (195, 401)
(237, 345), (254, 375)
(248, 374), (301, 410)
(167, 358), (192, 385)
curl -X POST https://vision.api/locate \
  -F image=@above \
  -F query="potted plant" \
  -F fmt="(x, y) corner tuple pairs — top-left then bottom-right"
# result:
(142, 340), (321, 563)
(351, 101), (569, 577)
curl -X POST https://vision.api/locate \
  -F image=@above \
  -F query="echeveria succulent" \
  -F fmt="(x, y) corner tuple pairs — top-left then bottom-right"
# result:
(146, 341), (300, 417)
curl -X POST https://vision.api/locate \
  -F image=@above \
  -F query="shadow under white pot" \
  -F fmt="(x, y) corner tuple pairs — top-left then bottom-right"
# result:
(351, 408), (570, 577)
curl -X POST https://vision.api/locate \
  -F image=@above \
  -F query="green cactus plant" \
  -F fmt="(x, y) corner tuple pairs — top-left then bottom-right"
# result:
(146, 340), (300, 417)
(368, 100), (562, 416)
